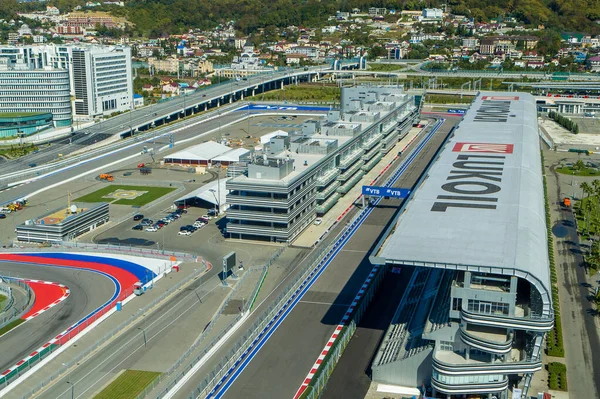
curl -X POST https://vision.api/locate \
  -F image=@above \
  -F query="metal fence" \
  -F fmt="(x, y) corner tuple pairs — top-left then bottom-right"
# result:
(138, 244), (288, 399)
(188, 205), (367, 399)
(301, 266), (385, 399)
(0, 278), (33, 329)
(2, 242), (198, 264)
(14, 262), (207, 396)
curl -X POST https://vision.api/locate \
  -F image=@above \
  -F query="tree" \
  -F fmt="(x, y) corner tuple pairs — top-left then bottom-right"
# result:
(581, 181), (593, 234)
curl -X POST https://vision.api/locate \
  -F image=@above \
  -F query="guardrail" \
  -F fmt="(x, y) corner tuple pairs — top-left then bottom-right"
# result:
(0, 278), (33, 332)
(0, 279), (12, 311)
(138, 244), (288, 399)
(300, 266), (385, 399)
(16, 261), (208, 396)
(0, 101), (246, 190)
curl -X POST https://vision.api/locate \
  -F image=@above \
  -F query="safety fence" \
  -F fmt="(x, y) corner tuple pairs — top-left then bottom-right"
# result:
(7, 261), (207, 394)
(0, 279), (12, 311)
(300, 266), (385, 399)
(189, 204), (367, 399)
(137, 244), (288, 399)
(0, 278), (33, 330)
(2, 242), (197, 264)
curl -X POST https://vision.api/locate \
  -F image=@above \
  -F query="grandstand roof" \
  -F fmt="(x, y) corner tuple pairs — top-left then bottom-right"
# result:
(375, 92), (551, 309)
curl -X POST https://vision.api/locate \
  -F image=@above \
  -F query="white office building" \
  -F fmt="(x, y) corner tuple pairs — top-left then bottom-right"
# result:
(225, 86), (419, 242)
(70, 45), (133, 118)
(0, 44), (133, 119)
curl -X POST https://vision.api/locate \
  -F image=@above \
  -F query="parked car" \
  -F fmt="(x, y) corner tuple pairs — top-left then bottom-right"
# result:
(178, 230), (191, 236)
(0, 214), (6, 219)
(141, 219), (153, 226)
(193, 221), (205, 228)
(201, 214), (212, 220)
(133, 214), (144, 221)
(145, 226), (158, 232)
(158, 219), (169, 225)
(132, 224), (143, 230)
(314, 217), (323, 225)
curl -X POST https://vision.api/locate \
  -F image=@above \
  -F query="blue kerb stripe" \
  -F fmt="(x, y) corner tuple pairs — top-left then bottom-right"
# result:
(26, 253), (156, 283)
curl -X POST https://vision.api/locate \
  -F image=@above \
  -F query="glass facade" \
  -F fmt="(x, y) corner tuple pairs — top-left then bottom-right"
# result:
(0, 70), (71, 133)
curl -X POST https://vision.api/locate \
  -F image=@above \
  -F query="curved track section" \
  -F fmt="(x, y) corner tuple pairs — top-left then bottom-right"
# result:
(0, 253), (159, 386)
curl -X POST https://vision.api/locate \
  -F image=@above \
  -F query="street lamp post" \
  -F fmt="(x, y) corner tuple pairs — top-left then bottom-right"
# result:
(138, 308), (147, 347)
(62, 362), (74, 399)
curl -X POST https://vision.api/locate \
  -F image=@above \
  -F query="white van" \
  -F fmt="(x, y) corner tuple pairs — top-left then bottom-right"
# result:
(0, 207), (11, 214)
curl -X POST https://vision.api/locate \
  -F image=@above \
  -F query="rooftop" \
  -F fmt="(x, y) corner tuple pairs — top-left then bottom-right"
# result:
(374, 92), (551, 312)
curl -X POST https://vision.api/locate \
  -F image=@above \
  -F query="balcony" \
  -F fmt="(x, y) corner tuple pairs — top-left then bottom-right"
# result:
(337, 170), (364, 194)
(433, 350), (542, 376)
(362, 142), (382, 161)
(316, 181), (340, 200)
(316, 168), (340, 187)
(226, 194), (288, 207)
(459, 325), (512, 354)
(362, 134), (381, 151)
(361, 152), (383, 172)
(337, 161), (363, 182)
(339, 150), (363, 169)
(316, 193), (340, 214)
(431, 376), (509, 395)
(461, 309), (553, 332)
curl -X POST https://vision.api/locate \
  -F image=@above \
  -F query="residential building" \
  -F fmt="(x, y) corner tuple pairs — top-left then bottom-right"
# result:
(462, 38), (479, 49)
(225, 86), (419, 242)
(422, 8), (443, 19)
(0, 57), (72, 133)
(369, 7), (387, 16)
(372, 92), (552, 399)
(588, 55), (600, 72)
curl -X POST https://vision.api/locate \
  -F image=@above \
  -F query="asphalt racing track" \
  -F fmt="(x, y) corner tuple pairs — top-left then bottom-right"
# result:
(0, 253), (157, 386)
(175, 117), (458, 399)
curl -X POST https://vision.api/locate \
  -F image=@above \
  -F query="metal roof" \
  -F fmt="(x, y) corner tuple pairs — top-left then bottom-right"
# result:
(376, 92), (551, 312)
(165, 141), (230, 162)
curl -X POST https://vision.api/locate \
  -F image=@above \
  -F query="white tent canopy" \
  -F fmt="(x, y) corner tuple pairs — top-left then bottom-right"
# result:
(175, 178), (229, 209)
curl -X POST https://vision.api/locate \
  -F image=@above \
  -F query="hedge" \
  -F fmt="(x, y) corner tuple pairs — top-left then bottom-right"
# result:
(542, 151), (565, 357)
(548, 362), (568, 390)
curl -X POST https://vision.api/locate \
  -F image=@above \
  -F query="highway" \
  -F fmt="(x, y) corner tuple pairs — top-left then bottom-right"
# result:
(0, 107), (325, 207)
(0, 66), (330, 177)
(0, 262), (115, 374)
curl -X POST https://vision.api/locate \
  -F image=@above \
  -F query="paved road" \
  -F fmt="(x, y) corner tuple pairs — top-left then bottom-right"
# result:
(207, 118), (457, 399)
(0, 107), (325, 206)
(320, 268), (413, 399)
(0, 262), (114, 373)
(545, 152), (600, 399)
(28, 265), (222, 399)
(0, 66), (328, 177)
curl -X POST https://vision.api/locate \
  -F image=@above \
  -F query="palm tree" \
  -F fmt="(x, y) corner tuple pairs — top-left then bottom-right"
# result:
(581, 181), (593, 234)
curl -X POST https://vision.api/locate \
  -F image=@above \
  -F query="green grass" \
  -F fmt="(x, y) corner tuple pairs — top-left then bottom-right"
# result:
(0, 319), (25, 338)
(425, 94), (474, 104)
(250, 84), (340, 102)
(556, 166), (600, 176)
(0, 144), (39, 156)
(0, 294), (6, 310)
(548, 362), (568, 391)
(0, 112), (45, 118)
(93, 370), (161, 399)
(367, 63), (405, 72)
(74, 185), (175, 207)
